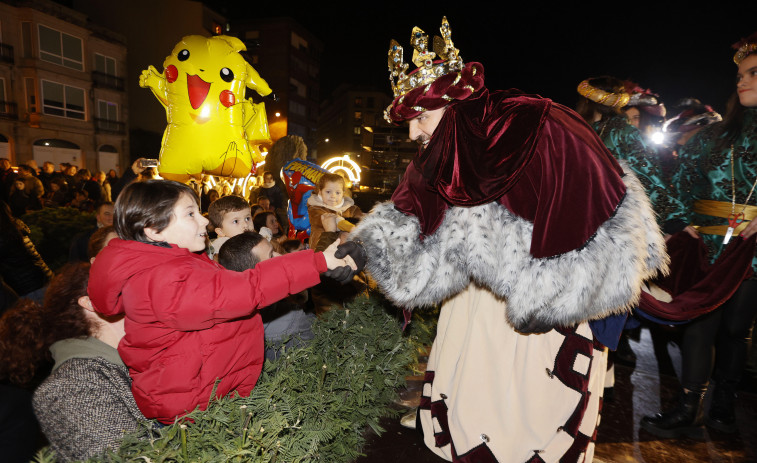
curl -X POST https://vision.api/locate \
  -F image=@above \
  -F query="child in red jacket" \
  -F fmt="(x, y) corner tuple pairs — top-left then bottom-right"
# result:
(88, 180), (358, 423)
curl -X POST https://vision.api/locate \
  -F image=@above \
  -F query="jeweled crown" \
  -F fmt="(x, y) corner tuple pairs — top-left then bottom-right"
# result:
(388, 17), (463, 98)
(733, 32), (757, 65)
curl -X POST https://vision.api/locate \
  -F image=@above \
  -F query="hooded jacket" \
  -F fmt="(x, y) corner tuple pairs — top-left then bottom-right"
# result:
(307, 194), (362, 251)
(88, 238), (326, 423)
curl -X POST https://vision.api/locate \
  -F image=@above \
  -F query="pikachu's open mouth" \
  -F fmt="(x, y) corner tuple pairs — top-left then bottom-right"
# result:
(187, 74), (210, 110)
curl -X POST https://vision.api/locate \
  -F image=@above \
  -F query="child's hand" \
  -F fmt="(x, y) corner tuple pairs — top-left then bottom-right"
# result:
(322, 239), (358, 284)
(322, 239), (357, 270)
(321, 213), (339, 232)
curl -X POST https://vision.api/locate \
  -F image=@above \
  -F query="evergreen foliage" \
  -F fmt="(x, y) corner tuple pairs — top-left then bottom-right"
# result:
(35, 294), (415, 463)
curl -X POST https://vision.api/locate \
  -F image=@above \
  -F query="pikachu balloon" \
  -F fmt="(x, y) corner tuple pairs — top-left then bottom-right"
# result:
(140, 35), (273, 182)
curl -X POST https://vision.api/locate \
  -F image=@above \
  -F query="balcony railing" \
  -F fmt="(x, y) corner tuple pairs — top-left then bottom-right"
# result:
(0, 43), (13, 64)
(94, 117), (125, 134)
(0, 101), (18, 120)
(92, 71), (125, 91)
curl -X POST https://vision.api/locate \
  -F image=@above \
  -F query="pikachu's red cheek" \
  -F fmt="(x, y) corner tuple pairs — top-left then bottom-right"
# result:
(165, 65), (178, 83)
(220, 90), (235, 108)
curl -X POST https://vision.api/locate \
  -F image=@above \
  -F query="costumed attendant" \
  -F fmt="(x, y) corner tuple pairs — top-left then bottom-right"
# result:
(623, 83), (667, 142)
(576, 76), (681, 225)
(660, 98), (723, 180)
(642, 32), (757, 437)
(575, 77), (681, 395)
(350, 18), (668, 462)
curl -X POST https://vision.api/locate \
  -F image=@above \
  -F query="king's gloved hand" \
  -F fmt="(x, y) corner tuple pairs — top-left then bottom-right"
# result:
(334, 241), (367, 273)
(322, 265), (354, 284)
(513, 315), (555, 334)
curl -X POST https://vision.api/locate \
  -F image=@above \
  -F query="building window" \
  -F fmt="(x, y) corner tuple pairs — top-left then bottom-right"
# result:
(354, 126), (361, 135)
(22, 22), (33, 58)
(94, 53), (116, 76)
(0, 78), (5, 102)
(291, 32), (308, 50)
(25, 78), (36, 112)
(98, 100), (118, 120)
(41, 80), (85, 119)
(354, 97), (363, 106)
(38, 25), (83, 70)
(290, 78), (307, 98)
(354, 111), (362, 121)
(289, 101), (306, 116)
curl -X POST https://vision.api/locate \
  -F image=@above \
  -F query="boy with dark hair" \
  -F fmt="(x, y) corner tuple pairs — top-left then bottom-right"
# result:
(218, 231), (315, 360)
(206, 195), (252, 260)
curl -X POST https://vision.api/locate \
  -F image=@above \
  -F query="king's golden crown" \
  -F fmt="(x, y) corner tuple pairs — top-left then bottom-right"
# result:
(388, 17), (463, 98)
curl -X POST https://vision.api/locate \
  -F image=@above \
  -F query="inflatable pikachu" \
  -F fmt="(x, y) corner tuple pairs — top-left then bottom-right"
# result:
(140, 35), (273, 182)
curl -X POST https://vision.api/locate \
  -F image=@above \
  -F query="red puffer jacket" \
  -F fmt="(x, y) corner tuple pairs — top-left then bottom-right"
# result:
(88, 238), (326, 423)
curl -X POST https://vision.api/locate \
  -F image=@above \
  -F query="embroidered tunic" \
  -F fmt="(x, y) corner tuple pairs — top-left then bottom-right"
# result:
(593, 115), (681, 224)
(667, 108), (757, 269)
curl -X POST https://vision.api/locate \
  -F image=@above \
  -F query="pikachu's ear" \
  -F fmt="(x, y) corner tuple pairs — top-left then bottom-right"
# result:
(213, 35), (246, 53)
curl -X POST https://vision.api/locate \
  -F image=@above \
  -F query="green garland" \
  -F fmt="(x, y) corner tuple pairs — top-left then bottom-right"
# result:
(35, 294), (423, 463)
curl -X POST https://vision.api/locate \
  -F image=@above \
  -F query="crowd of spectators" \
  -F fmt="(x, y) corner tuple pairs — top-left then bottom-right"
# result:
(0, 158), (119, 216)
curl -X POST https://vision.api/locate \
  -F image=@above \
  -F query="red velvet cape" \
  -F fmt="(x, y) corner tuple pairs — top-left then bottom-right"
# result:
(391, 88), (626, 258)
(639, 232), (755, 321)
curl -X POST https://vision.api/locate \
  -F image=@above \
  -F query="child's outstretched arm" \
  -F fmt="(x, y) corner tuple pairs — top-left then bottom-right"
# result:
(144, 251), (327, 331)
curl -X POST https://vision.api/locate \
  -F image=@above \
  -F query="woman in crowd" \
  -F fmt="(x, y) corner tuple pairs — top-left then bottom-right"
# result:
(254, 210), (285, 243)
(642, 32), (757, 437)
(0, 262), (146, 462)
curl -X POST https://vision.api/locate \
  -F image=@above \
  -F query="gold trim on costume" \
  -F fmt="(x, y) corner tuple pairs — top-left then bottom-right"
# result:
(692, 199), (757, 236)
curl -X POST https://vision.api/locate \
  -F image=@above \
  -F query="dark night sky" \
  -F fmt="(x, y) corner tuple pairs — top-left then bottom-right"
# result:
(212, 1), (757, 114)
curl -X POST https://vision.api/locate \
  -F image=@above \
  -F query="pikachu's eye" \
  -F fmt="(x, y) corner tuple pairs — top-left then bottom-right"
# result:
(178, 49), (190, 61)
(220, 68), (234, 82)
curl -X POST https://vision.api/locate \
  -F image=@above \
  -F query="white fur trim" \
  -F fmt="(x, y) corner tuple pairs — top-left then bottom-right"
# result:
(352, 163), (668, 330)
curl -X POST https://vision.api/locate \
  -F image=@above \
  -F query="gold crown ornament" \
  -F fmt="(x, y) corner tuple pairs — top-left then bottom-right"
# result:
(577, 80), (630, 108)
(388, 16), (463, 98)
(733, 32), (757, 65)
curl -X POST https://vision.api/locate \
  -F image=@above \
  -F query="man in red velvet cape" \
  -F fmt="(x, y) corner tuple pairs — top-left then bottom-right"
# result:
(351, 18), (668, 462)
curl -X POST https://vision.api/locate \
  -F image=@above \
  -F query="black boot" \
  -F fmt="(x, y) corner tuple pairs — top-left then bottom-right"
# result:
(706, 382), (737, 433)
(640, 390), (705, 438)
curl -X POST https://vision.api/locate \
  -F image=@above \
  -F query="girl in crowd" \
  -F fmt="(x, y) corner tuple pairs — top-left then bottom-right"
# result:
(624, 84), (666, 139)
(0, 262), (146, 462)
(642, 32), (757, 437)
(87, 180), (356, 424)
(253, 210), (285, 243)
